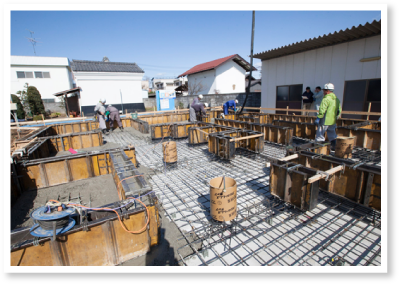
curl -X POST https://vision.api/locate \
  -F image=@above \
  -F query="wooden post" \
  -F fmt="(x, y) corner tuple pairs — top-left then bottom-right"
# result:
(64, 93), (70, 117)
(82, 111), (84, 117)
(41, 114), (45, 125)
(366, 102), (372, 120)
(286, 106), (289, 115)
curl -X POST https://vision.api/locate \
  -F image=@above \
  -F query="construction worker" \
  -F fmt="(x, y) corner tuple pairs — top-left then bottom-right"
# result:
(221, 99), (239, 118)
(302, 87), (314, 116)
(312, 86), (324, 112)
(190, 94), (203, 122)
(314, 83), (342, 150)
(94, 98), (108, 135)
(192, 102), (208, 121)
(106, 104), (123, 132)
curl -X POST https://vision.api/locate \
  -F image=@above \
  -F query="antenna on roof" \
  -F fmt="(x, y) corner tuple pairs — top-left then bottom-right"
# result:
(25, 29), (40, 56)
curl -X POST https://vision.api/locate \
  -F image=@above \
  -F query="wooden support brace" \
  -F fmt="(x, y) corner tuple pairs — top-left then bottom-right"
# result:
(279, 154), (299, 162)
(230, 133), (263, 142)
(308, 165), (344, 183)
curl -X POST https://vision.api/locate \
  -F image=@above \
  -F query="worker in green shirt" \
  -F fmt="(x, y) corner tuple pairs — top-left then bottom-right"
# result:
(314, 83), (342, 151)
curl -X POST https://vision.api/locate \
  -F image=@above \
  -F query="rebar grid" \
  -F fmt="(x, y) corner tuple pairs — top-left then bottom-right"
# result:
(103, 129), (381, 266)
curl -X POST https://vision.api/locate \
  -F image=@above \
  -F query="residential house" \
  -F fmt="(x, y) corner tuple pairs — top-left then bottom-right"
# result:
(151, 77), (176, 91)
(10, 55), (74, 114)
(174, 77), (188, 96)
(71, 58), (145, 115)
(254, 20), (381, 119)
(178, 54), (257, 95)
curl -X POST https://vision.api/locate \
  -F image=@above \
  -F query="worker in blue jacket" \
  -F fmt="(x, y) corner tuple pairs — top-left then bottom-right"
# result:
(222, 99), (239, 118)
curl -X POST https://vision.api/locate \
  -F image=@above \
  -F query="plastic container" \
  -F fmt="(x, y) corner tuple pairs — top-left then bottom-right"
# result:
(131, 113), (138, 119)
(209, 176), (237, 222)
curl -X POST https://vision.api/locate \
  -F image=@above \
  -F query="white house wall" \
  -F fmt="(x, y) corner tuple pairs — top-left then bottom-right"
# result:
(261, 35), (381, 112)
(188, 69), (216, 95)
(10, 65), (73, 101)
(215, 59), (246, 93)
(74, 72), (144, 107)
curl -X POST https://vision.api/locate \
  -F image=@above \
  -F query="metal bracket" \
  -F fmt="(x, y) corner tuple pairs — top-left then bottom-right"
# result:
(316, 170), (330, 181)
(311, 153), (324, 160)
(286, 164), (302, 173)
(350, 161), (365, 170)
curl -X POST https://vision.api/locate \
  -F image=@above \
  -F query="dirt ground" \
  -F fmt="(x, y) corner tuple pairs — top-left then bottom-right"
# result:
(11, 174), (119, 230)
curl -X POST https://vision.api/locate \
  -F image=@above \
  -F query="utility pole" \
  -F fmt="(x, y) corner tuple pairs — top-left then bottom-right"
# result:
(238, 11), (255, 115)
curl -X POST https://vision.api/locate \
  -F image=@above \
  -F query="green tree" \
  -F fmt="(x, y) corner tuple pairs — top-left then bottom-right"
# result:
(27, 86), (45, 115)
(11, 94), (26, 119)
(16, 83), (30, 116)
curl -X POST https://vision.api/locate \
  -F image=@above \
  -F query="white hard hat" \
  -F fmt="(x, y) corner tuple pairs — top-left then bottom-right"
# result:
(198, 94), (203, 99)
(235, 99), (239, 104)
(108, 104), (112, 107)
(204, 103), (209, 107)
(322, 83), (334, 91)
(100, 98), (106, 103)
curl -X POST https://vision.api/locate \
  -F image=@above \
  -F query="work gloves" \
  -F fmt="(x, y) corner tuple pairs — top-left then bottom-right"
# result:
(314, 118), (320, 125)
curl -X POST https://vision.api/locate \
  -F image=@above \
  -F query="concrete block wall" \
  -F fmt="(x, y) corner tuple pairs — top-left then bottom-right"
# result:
(143, 92), (261, 110)
(43, 102), (67, 115)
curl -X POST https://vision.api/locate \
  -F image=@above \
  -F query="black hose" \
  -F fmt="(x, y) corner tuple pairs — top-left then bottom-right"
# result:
(36, 217), (70, 230)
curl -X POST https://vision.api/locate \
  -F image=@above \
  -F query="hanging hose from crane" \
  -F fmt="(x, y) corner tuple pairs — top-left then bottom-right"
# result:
(238, 11), (255, 115)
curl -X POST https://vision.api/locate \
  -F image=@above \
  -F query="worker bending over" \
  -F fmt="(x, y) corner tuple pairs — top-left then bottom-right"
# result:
(94, 98), (108, 135)
(106, 104), (123, 132)
(192, 102), (208, 120)
(222, 99), (239, 118)
(190, 94), (203, 122)
(314, 83), (342, 150)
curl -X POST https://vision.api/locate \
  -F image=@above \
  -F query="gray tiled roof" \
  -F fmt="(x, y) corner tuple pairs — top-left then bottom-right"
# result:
(71, 60), (144, 73)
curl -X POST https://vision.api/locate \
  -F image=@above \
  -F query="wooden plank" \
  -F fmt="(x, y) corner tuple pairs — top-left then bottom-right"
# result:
(230, 134), (263, 142)
(308, 165), (344, 183)
(279, 154), (299, 162)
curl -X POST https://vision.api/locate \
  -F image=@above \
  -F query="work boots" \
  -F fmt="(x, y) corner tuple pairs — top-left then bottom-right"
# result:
(102, 129), (109, 135)
(119, 126), (124, 132)
(330, 139), (336, 151)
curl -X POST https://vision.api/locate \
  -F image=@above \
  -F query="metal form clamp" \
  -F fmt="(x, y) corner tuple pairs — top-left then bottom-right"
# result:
(316, 170), (330, 181)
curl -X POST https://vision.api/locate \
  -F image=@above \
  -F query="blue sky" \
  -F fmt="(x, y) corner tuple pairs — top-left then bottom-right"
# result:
(11, 10), (381, 79)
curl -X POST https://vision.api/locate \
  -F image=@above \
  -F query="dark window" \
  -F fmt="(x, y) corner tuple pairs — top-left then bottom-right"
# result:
(43, 72), (51, 78)
(276, 84), (303, 114)
(276, 86), (289, 101)
(289, 85), (303, 101)
(35, 72), (43, 78)
(367, 79), (381, 101)
(344, 80), (367, 102)
(343, 79), (381, 119)
(16, 72), (25, 78)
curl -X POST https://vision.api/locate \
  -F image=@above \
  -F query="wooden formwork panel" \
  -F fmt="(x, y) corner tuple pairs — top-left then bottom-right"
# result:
(293, 153), (381, 211)
(151, 124), (172, 139)
(16, 148), (136, 191)
(301, 124), (316, 139)
(10, 207), (158, 266)
(270, 163), (319, 211)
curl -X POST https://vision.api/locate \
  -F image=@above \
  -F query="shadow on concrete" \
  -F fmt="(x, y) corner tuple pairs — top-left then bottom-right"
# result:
(144, 228), (179, 266)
